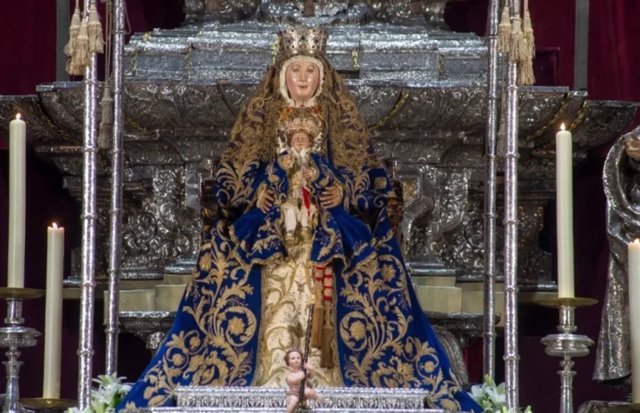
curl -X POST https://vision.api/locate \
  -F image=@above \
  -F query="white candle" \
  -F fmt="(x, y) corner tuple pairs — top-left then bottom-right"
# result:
(556, 123), (575, 298)
(43, 223), (64, 399)
(7, 114), (26, 288)
(628, 239), (640, 402)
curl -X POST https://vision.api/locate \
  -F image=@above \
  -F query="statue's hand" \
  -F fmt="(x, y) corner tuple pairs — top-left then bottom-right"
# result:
(625, 137), (640, 160)
(302, 167), (317, 182)
(320, 184), (342, 209)
(280, 154), (295, 170)
(257, 188), (275, 212)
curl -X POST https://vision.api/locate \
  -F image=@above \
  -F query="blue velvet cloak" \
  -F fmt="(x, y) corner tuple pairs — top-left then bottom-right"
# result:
(119, 154), (481, 412)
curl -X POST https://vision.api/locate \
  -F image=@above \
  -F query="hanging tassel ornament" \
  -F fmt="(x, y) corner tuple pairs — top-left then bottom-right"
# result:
(509, 12), (524, 64)
(65, 0), (83, 75)
(522, 0), (535, 58)
(98, 81), (114, 150)
(310, 266), (325, 348)
(71, 13), (90, 74)
(88, 0), (104, 54)
(64, 0), (81, 59)
(320, 266), (334, 369)
(497, 2), (511, 55)
(518, 0), (536, 85)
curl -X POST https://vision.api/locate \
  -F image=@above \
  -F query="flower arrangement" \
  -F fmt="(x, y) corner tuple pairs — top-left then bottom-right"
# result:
(67, 374), (132, 413)
(469, 375), (533, 413)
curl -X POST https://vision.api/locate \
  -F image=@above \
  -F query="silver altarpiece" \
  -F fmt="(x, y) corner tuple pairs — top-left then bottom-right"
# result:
(0, 0), (638, 408)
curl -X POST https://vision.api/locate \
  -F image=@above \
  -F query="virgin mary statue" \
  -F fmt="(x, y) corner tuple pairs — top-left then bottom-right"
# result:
(120, 28), (480, 412)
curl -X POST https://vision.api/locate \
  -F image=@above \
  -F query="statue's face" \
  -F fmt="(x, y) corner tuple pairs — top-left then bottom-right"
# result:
(290, 132), (311, 151)
(286, 350), (302, 369)
(285, 60), (320, 106)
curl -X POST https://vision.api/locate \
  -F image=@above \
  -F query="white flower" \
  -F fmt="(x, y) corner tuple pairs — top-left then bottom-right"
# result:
(468, 376), (532, 413)
(67, 373), (132, 413)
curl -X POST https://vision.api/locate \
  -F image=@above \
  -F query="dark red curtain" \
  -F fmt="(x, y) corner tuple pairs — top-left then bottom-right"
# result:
(0, 0), (638, 408)
(589, 1), (640, 102)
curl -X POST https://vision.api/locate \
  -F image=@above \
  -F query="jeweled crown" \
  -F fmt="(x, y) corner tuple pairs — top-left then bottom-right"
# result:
(278, 28), (328, 58)
(279, 107), (324, 140)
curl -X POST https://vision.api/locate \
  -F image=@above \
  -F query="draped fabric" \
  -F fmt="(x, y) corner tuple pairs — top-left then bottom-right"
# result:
(118, 28), (484, 412)
(120, 156), (480, 412)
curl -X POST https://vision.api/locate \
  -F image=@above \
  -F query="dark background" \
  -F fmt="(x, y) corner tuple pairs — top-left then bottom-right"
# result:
(0, 0), (638, 410)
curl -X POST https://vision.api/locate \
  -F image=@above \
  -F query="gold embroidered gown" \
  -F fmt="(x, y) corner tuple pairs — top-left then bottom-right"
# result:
(120, 28), (480, 413)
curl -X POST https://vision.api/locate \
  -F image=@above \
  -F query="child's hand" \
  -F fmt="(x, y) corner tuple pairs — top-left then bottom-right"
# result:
(280, 154), (295, 170)
(303, 167), (317, 182)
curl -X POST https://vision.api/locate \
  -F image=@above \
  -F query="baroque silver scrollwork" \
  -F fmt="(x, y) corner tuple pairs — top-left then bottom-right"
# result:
(119, 167), (200, 279)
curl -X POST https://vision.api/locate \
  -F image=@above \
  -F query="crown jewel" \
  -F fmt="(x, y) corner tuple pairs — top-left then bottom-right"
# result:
(278, 28), (328, 58)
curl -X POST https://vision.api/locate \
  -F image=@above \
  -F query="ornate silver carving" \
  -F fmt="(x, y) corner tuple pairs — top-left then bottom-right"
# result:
(119, 167), (200, 279)
(175, 386), (431, 410)
(184, 0), (261, 23)
(119, 311), (176, 351)
(401, 164), (469, 275)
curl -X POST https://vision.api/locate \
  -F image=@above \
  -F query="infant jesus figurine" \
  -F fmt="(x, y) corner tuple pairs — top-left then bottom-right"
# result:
(284, 348), (321, 413)
(278, 121), (319, 244)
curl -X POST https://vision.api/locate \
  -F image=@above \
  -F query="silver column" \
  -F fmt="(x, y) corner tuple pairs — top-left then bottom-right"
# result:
(77, 0), (99, 408)
(105, 0), (125, 376)
(483, 0), (501, 381)
(503, 0), (521, 408)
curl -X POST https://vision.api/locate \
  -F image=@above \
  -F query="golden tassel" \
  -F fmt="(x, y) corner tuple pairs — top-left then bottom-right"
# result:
(98, 82), (113, 150)
(88, 0), (104, 54)
(320, 267), (334, 369)
(509, 14), (524, 63)
(518, 57), (535, 85)
(320, 306), (334, 369)
(497, 2), (511, 55)
(72, 14), (90, 74)
(523, 9), (535, 57)
(64, 0), (81, 58)
(310, 267), (324, 348)
(518, 0), (536, 85)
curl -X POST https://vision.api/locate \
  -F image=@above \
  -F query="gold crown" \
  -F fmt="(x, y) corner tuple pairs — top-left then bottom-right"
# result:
(279, 107), (324, 139)
(278, 28), (328, 58)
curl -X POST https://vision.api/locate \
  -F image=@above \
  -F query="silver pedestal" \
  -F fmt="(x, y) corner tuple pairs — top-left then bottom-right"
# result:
(540, 297), (598, 413)
(0, 288), (44, 413)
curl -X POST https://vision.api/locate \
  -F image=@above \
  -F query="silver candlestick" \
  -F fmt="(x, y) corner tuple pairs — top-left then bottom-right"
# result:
(0, 288), (44, 413)
(539, 296), (598, 413)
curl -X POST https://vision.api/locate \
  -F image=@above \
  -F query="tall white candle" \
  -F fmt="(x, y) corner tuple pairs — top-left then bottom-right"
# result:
(628, 239), (640, 402)
(43, 223), (64, 399)
(556, 123), (575, 298)
(7, 114), (26, 288)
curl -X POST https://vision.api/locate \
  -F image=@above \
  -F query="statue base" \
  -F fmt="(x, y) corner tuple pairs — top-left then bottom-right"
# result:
(163, 386), (452, 412)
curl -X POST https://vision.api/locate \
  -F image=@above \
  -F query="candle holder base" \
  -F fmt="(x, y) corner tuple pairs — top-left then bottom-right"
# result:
(20, 398), (76, 413)
(0, 288), (44, 413)
(536, 296), (598, 309)
(541, 332), (593, 358)
(538, 296), (597, 413)
(0, 289), (45, 301)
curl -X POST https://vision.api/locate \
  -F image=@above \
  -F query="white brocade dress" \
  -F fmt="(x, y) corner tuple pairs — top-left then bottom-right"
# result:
(253, 240), (342, 387)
